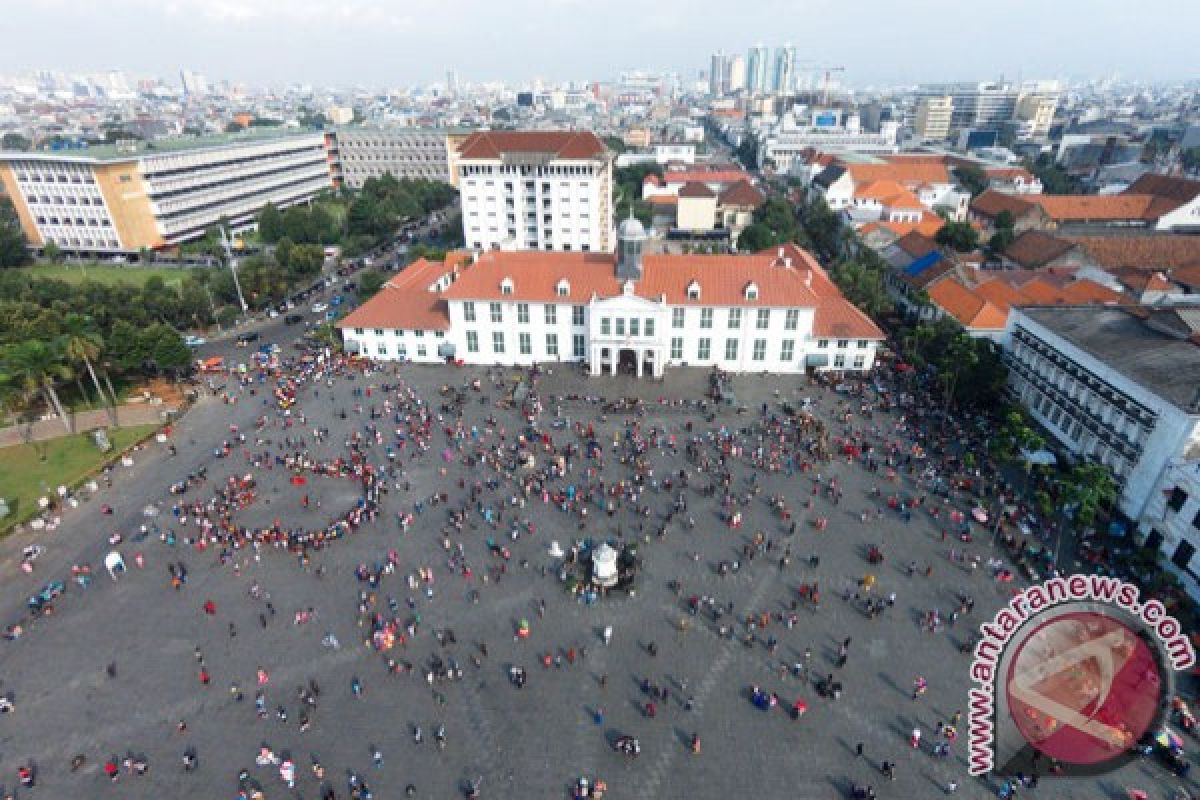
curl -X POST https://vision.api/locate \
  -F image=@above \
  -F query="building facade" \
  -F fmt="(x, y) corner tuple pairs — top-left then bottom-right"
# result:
(338, 232), (883, 377)
(1138, 459), (1200, 602)
(916, 82), (1020, 135)
(325, 127), (455, 189)
(455, 131), (615, 253)
(0, 130), (330, 254)
(914, 96), (954, 141)
(747, 45), (769, 95)
(1004, 306), (1200, 522)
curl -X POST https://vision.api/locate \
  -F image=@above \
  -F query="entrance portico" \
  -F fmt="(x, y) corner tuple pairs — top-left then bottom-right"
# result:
(590, 344), (664, 378)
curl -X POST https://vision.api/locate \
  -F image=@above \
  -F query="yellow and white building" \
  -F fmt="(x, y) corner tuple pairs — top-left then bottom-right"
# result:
(0, 130), (331, 255)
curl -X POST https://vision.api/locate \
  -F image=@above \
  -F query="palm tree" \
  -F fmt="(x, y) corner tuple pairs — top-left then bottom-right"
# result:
(62, 314), (116, 424)
(0, 340), (73, 434)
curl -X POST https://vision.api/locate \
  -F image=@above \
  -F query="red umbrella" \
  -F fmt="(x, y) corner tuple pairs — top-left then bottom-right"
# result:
(291, 476), (307, 486)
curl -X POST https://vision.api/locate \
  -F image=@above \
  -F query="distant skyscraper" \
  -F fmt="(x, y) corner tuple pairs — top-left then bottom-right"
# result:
(747, 44), (769, 94)
(446, 69), (459, 97)
(727, 54), (746, 93)
(179, 69), (208, 97)
(709, 51), (727, 96)
(772, 45), (796, 94)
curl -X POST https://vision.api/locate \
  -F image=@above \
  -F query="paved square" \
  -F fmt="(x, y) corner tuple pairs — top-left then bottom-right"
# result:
(0, 357), (1192, 799)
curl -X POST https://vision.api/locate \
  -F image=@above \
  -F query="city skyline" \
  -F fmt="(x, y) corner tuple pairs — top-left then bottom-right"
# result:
(2, 0), (1197, 89)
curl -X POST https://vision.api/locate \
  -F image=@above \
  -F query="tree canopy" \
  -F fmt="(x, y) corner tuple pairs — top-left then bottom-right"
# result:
(0, 197), (32, 267)
(953, 164), (989, 197)
(935, 220), (980, 252)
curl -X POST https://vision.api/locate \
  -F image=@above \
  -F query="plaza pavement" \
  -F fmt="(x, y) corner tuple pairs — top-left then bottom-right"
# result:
(0, 360), (1193, 800)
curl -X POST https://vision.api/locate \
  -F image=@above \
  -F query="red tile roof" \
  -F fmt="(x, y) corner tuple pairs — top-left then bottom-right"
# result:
(677, 181), (716, 199)
(717, 180), (765, 207)
(1002, 231), (1079, 268)
(927, 270), (1124, 332)
(928, 279), (1010, 330)
(1123, 173), (1200, 205)
(844, 159), (952, 186)
(894, 231), (939, 258)
(813, 297), (886, 339)
(1028, 194), (1166, 222)
(970, 189), (1036, 219)
(1062, 235), (1200, 270)
(866, 213), (944, 239)
(341, 245), (882, 340)
(456, 131), (608, 160)
(662, 169), (752, 186)
(336, 258), (454, 331)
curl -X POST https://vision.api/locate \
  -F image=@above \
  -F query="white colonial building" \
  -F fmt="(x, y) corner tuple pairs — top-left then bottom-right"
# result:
(454, 131), (615, 253)
(338, 220), (883, 377)
(1138, 458), (1200, 602)
(1004, 305), (1200, 524)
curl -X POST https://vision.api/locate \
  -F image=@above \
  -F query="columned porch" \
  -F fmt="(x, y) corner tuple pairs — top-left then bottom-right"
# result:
(589, 344), (664, 378)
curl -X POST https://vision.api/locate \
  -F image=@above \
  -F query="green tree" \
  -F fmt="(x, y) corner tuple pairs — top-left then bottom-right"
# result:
(990, 407), (1045, 463)
(602, 136), (627, 154)
(1061, 463), (1118, 530)
(0, 198), (32, 267)
(1181, 147), (1200, 174)
(735, 137), (758, 169)
(953, 164), (989, 197)
(989, 228), (1016, 253)
(140, 323), (192, 372)
(1024, 154), (1081, 195)
(797, 198), (841, 260)
(257, 202), (285, 243)
(285, 244), (325, 277)
(935, 220), (980, 252)
(1, 132), (31, 151)
(0, 339), (73, 433)
(42, 241), (62, 263)
(736, 195), (800, 252)
(63, 315), (116, 423)
(358, 270), (388, 299)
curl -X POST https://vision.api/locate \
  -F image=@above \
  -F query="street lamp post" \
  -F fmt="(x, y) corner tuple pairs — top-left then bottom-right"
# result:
(218, 226), (249, 316)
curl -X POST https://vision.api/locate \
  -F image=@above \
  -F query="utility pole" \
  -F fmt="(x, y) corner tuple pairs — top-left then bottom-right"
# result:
(218, 226), (249, 315)
(203, 284), (222, 332)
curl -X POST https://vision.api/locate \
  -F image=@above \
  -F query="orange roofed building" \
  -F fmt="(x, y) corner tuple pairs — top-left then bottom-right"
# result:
(338, 221), (883, 377)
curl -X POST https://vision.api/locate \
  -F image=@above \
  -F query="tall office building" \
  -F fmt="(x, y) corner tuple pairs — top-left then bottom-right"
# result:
(454, 131), (614, 253)
(914, 96), (954, 140)
(0, 130), (330, 255)
(915, 82), (1020, 134)
(747, 44), (769, 94)
(446, 69), (460, 97)
(727, 54), (747, 93)
(773, 45), (796, 94)
(179, 68), (209, 97)
(709, 51), (728, 96)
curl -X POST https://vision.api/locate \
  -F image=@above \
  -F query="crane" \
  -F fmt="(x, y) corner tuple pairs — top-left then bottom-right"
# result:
(822, 66), (846, 106)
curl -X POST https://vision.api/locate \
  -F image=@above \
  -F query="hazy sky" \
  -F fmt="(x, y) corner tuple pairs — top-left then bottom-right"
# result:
(3, 0), (1197, 88)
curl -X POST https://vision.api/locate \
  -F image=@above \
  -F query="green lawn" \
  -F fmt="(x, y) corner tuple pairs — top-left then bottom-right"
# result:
(0, 424), (160, 532)
(16, 264), (196, 289)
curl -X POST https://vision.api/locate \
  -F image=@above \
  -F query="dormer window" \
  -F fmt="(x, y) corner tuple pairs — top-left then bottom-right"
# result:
(556, 279), (570, 297)
(500, 277), (514, 296)
(744, 282), (759, 301)
(623, 280), (635, 296)
(686, 280), (701, 300)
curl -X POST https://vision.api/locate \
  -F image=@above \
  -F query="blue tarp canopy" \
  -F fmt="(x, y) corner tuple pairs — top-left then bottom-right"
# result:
(904, 251), (943, 277)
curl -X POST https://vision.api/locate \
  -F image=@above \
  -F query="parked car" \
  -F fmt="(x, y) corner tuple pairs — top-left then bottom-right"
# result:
(184, 335), (207, 348)
(311, 302), (328, 314)
(236, 332), (261, 347)
(284, 314), (304, 325)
